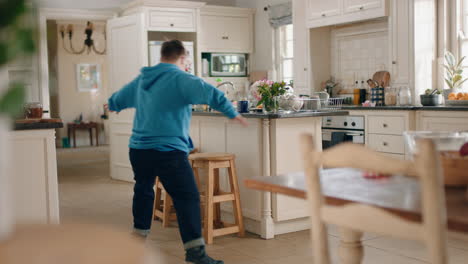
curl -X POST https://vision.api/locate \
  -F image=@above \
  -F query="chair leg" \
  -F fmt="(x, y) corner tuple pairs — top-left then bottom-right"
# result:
(162, 191), (173, 228)
(213, 168), (222, 228)
(154, 178), (162, 220)
(228, 159), (245, 237)
(338, 227), (363, 264)
(204, 165), (215, 244)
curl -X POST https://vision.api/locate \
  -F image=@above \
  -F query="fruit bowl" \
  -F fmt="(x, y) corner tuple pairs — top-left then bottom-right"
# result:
(404, 131), (468, 185)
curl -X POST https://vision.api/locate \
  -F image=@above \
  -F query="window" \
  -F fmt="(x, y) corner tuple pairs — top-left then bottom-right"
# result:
(460, 0), (468, 64)
(276, 24), (294, 84)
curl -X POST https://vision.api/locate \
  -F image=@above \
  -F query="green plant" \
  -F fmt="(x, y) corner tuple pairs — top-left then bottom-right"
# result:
(0, 0), (36, 117)
(254, 80), (287, 112)
(444, 51), (468, 91)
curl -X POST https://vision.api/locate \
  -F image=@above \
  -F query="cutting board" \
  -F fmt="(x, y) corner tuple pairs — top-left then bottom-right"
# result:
(372, 71), (391, 87)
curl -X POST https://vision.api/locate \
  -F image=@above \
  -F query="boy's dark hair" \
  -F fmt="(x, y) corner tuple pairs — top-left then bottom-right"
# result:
(161, 40), (186, 61)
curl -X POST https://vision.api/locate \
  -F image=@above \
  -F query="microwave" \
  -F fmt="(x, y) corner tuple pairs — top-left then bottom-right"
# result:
(202, 53), (248, 77)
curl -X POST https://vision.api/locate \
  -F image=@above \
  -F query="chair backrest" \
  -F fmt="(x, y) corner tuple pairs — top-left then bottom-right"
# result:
(300, 134), (447, 264)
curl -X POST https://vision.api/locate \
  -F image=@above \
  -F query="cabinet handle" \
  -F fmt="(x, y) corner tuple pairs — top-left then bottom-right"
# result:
(170, 23), (174, 27)
(383, 142), (388, 146)
(321, 14), (326, 17)
(383, 124), (388, 128)
(360, 6), (364, 10)
(392, 61), (397, 65)
(304, 68), (307, 71)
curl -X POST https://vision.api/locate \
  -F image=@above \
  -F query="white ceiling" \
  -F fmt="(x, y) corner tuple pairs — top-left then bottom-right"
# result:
(35, 0), (237, 10)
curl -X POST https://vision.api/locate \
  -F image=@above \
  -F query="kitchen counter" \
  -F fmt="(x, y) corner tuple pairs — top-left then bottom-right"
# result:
(341, 105), (468, 111)
(14, 122), (63, 131)
(193, 110), (349, 118)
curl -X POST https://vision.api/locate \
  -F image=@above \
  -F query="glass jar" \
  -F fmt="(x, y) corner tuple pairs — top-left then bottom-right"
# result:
(384, 87), (397, 106)
(398, 86), (412, 106)
(24, 102), (43, 119)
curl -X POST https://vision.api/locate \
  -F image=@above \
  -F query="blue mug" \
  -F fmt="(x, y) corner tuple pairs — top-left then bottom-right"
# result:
(237, 100), (249, 113)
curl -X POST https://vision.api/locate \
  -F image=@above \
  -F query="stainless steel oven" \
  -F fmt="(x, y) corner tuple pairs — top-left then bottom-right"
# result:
(322, 116), (365, 150)
(202, 53), (248, 77)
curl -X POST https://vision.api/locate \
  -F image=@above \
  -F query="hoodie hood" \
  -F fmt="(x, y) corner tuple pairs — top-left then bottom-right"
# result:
(140, 63), (181, 90)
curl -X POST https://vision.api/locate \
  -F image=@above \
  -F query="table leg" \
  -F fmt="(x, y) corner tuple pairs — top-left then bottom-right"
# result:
(95, 126), (99, 146)
(89, 128), (93, 146)
(73, 128), (76, 148)
(338, 227), (364, 264)
(67, 126), (71, 146)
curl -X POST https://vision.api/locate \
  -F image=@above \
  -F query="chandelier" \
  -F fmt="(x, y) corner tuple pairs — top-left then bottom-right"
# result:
(59, 21), (106, 55)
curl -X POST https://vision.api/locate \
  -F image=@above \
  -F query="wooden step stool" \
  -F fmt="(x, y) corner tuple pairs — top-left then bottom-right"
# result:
(189, 152), (245, 244)
(153, 149), (200, 227)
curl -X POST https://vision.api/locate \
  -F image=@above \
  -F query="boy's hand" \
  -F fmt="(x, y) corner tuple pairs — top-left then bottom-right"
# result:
(233, 115), (249, 127)
(104, 104), (119, 114)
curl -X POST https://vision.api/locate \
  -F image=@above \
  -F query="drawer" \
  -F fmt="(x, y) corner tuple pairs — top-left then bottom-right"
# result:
(148, 10), (196, 31)
(368, 134), (405, 154)
(368, 115), (405, 135)
(380, 152), (405, 160)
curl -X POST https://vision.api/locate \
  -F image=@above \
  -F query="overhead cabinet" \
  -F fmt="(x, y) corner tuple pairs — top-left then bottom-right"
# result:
(147, 8), (197, 32)
(307, 0), (388, 28)
(199, 6), (255, 53)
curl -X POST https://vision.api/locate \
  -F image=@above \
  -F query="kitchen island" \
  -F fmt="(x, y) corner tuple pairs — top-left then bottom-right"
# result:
(191, 110), (348, 238)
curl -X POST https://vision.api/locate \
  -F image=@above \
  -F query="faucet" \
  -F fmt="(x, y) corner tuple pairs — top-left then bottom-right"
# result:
(216, 81), (237, 100)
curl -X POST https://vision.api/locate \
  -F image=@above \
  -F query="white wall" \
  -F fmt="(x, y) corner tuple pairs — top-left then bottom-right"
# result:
(235, 0), (290, 73)
(55, 21), (108, 147)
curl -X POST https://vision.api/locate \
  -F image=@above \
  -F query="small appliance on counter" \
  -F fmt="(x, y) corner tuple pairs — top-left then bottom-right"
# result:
(24, 102), (43, 119)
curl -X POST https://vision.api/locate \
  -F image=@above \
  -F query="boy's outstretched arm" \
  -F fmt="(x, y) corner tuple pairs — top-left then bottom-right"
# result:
(107, 76), (141, 113)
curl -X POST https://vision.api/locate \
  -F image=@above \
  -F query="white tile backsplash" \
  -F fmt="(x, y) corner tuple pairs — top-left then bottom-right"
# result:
(331, 21), (389, 90)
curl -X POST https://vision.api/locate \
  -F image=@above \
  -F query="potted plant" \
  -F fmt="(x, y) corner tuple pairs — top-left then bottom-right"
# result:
(250, 80), (287, 113)
(0, 0), (36, 241)
(420, 89), (443, 106)
(444, 51), (468, 99)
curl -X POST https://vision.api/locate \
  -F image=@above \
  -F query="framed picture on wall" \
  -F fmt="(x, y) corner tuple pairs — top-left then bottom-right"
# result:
(76, 63), (101, 92)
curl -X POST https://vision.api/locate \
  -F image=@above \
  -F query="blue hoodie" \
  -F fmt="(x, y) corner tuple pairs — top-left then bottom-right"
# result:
(108, 63), (238, 153)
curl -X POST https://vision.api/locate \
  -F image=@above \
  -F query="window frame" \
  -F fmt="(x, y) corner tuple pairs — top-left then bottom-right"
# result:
(274, 23), (294, 84)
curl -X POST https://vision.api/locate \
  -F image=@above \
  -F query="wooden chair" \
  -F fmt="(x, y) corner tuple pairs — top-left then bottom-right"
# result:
(189, 152), (245, 244)
(300, 134), (448, 264)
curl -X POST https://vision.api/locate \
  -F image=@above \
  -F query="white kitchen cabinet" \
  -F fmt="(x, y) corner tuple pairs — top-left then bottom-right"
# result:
(343, 0), (383, 14)
(10, 129), (59, 224)
(307, 0), (341, 21)
(147, 8), (196, 32)
(199, 6), (255, 53)
(416, 111), (468, 131)
(307, 0), (387, 28)
(292, 0), (310, 94)
(388, 0), (413, 87)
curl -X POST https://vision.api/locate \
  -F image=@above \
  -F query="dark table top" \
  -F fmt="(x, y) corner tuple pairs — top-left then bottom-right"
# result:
(14, 122), (63, 131)
(341, 105), (468, 111)
(193, 110), (349, 119)
(245, 168), (468, 233)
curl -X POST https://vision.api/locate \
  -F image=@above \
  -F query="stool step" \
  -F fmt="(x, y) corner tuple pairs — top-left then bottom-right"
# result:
(213, 192), (235, 203)
(213, 225), (240, 237)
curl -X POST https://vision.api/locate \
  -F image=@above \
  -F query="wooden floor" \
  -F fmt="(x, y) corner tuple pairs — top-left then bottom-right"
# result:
(57, 146), (468, 264)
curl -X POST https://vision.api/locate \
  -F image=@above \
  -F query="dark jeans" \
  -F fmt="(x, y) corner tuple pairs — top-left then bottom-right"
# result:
(129, 148), (202, 244)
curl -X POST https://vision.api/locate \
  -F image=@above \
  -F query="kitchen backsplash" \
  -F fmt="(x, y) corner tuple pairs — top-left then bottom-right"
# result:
(331, 20), (389, 90)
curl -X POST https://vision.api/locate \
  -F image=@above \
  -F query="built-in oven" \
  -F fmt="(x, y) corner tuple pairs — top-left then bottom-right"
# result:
(322, 116), (365, 150)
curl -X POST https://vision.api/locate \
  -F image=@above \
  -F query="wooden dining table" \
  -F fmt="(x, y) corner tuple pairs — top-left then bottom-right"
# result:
(245, 168), (468, 262)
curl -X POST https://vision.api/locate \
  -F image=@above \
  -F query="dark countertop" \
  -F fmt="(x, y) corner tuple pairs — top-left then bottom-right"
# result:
(14, 122), (64, 131)
(193, 110), (349, 119)
(341, 105), (468, 111)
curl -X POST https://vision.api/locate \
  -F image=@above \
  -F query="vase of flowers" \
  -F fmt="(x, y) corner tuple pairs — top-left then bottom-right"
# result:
(250, 80), (287, 114)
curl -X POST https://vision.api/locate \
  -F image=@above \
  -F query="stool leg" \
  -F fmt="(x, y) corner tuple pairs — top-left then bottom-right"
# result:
(204, 165), (215, 244)
(192, 161), (202, 190)
(214, 168), (223, 228)
(154, 178), (162, 220)
(162, 191), (173, 228)
(228, 159), (245, 237)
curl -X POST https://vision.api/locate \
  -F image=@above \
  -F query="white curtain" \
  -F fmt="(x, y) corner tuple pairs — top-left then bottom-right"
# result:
(268, 2), (292, 28)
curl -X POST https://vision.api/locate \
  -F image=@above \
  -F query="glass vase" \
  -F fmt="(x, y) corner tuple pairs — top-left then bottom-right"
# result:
(262, 96), (280, 114)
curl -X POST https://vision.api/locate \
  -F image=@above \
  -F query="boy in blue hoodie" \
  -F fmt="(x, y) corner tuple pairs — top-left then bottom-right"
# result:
(108, 40), (247, 264)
